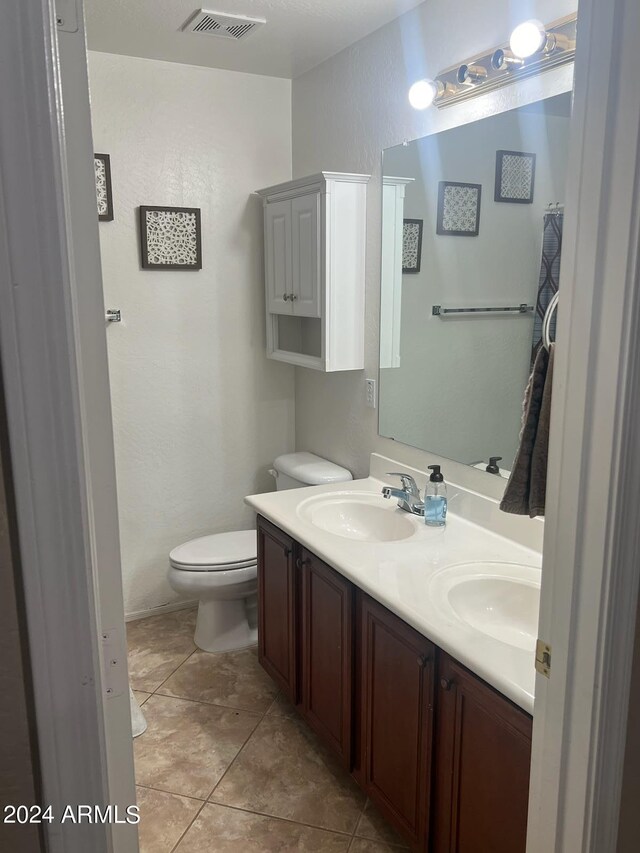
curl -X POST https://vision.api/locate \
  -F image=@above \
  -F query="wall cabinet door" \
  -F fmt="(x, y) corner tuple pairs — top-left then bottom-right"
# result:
(300, 549), (353, 767)
(257, 516), (298, 703)
(433, 653), (532, 853)
(291, 192), (321, 318)
(359, 593), (435, 850)
(265, 199), (293, 315)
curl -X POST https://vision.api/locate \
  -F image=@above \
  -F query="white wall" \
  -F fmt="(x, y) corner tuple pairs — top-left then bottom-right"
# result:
(89, 52), (294, 616)
(291, 0), (577, 480)
(380, 106), (570, 468)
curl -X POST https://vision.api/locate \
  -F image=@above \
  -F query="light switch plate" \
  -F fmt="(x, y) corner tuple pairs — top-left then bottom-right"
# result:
(365, 378), (377, 409)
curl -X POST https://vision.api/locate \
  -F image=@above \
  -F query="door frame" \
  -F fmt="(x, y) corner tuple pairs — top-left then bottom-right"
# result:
(0, 2), (136, 852)
(2, 0), (640, 852)
(527, 0), (640, 849)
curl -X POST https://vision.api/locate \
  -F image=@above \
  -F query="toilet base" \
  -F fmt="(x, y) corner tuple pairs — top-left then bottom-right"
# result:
(194, 595), (258, 653)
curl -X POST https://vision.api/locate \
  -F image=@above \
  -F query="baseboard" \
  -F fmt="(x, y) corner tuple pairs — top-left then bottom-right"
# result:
(125, 599), (198, 623)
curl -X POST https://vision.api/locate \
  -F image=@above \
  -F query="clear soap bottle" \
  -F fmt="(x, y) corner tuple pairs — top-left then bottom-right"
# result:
(424, 465), (447, 527)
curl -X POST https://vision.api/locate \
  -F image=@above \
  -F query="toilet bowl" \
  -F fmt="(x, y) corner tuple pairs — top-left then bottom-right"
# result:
(168, 453), (352, 653)
(168, 530), (258, 653)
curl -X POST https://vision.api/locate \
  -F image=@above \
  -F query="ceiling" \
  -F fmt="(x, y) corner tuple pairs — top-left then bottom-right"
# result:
(84, 0), (426, 79)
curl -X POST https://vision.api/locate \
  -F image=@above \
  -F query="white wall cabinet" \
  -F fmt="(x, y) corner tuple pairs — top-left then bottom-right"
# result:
(380, 177), (413, 369)
(257, 172), (369, 371)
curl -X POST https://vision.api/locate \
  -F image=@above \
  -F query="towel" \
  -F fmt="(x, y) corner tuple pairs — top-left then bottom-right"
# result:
(500, 344), (555, 517)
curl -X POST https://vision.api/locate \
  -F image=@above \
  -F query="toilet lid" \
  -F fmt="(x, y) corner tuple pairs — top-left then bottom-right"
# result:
(170, 530), (257, 572)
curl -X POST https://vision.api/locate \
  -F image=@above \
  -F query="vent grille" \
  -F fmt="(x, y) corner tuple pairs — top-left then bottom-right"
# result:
(182, 10), (265, 40)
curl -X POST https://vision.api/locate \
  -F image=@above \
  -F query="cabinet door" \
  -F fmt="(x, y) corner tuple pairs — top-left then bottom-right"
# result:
(257, 516), (298, 703)
(433, 653), (532, 853)
(359, 594), (434, 849)
(291, 192), (321, 318)
(300, 549), (353, 767)
(265, 199), (293, 315)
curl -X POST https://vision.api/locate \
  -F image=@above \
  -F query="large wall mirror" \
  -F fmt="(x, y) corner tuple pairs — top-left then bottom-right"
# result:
(379, 92), (571, 476)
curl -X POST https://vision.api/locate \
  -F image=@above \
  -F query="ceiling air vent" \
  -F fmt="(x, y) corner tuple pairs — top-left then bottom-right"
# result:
(182, 10), (265, 41)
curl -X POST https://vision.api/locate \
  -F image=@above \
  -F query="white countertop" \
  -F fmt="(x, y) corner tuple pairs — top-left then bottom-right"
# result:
(245, 467), (542, 714)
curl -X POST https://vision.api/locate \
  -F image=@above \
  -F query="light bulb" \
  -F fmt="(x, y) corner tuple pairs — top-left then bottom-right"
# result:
(408, 79), (438, 110)
(509, 19), (546, 59)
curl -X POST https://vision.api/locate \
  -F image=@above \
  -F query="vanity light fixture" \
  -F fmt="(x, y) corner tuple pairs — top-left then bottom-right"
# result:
(408, 79), (457, 109)
(509, 19), (547, 59)
(408, 13), (576, 110)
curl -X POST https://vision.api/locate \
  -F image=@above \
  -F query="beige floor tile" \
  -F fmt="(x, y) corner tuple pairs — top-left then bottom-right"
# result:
(175, 803), (351, 852)
(354, 801), (409, 848)
(134, 694), (261, 800)
(210, 713), (365, 834)
(159, 648), (277, 713)
(127, 608), (198, 692)
(133, 690), (152, 706)
(266, 692), (298, 719)
(136, 786), (202, 853)
(349, 840), (406, 853)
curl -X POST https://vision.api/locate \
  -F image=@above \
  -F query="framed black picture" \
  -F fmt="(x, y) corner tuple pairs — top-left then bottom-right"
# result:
(494, 150), (537, 203)
(139, 206), (202, 270)
(402, 218), (423, 273)
(94, 153), (113, 221)
(436, 181), (482, 236)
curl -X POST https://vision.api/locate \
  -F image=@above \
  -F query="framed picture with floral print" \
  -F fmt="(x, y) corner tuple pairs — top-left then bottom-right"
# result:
(402, 218), (423, 273)
(139, 206), (202, 270)
(436, 181), (482, 237)
(94, 153), (113, 221)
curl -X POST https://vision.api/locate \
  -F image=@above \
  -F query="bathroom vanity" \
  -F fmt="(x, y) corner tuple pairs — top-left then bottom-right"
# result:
(246, 454), (542, 852)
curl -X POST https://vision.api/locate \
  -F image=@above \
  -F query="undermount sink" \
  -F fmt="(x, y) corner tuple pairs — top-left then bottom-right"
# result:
(430, 562), (541, 651)
(297, 492), (416, 542)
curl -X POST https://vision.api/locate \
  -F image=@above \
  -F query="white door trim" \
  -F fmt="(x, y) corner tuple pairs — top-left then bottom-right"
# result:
(527, 0), (640, 849)
(0, 2), (136, 851)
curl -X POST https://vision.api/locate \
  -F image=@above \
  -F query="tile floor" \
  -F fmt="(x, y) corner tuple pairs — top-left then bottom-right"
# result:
(128, 607), (409, 852)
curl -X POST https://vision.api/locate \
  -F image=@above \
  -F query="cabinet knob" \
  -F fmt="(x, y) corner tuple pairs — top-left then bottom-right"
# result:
(284, 546), (292, 557)
(290, 293), (298, 300)
(296, 557), (311, 569)
(440, 677), (454, 691)
(283, 293), (290, 301)
(417, 655), (429, 668)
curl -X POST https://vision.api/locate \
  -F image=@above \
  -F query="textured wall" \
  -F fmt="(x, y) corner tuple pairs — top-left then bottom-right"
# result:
(89, 52), (294, 615)
(292, 0), (577, 480)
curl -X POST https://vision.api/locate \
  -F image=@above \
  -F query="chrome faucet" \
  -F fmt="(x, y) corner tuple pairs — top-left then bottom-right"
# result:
(381, 472), (425, 516)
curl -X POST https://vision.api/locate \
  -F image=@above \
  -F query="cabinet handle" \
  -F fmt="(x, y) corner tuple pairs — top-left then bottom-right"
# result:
(440, 677), (455, 691)
(417, 655), (430, 668)
(296, 557), (311, 569)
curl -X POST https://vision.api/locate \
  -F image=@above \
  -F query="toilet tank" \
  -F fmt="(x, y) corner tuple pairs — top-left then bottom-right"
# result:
(270, 452), (352, 491)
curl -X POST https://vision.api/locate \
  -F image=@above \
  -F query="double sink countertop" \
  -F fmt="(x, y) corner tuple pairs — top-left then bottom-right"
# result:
(245, 454), (543, 714)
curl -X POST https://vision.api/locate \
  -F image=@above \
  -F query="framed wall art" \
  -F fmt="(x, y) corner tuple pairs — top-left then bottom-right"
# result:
(494, 150), (537, 204)
(94, 153), (113, 221)
(139, 206), (202, 270)
(436, 181), (482, 236)
(402, 218), (423, 273)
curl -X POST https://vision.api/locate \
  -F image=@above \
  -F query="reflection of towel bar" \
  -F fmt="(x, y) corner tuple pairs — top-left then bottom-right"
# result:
(542, 291), (559, 350)
(432, 304), (534, 317)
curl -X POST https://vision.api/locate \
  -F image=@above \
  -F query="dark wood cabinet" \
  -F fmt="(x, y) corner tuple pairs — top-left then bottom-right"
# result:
(300, 549), (353, 767)
(358, 593), (435, 850)
(257, 519), (533, 853)
(433, 653), (533, 853)
(257, 516), (298, 703)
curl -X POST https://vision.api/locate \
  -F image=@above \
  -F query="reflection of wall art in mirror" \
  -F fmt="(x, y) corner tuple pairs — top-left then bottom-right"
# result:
(495, 150), (537, 203)
(94, 153), (113, 221)
(139, 206), (202, 270)
(402, 218), (423, 273)
(436, 181), (481, 236)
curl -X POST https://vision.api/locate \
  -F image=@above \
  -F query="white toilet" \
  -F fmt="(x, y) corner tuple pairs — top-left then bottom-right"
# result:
(168, 452), (352, 653)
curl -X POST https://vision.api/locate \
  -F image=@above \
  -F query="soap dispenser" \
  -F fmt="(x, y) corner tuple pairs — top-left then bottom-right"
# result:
(425, 465), (447, 527)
